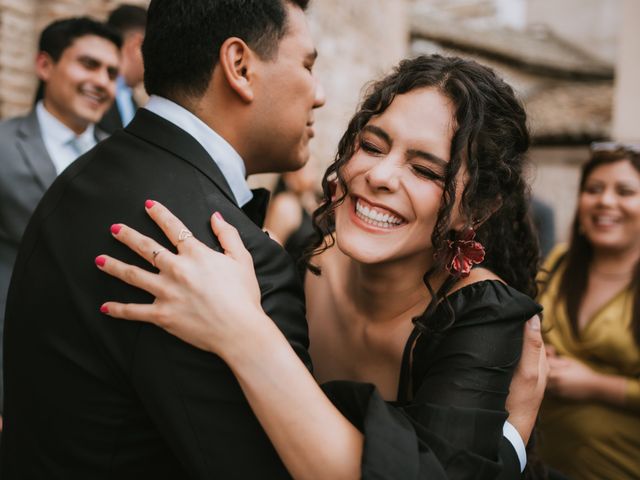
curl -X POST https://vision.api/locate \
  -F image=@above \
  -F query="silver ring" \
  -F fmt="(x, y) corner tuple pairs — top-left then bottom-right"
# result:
(177, 228), (193, 243)
(152, 248), (167, 267)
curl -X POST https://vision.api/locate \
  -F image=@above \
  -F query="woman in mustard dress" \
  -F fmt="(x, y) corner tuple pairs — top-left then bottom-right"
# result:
(538, 144), (640, 479)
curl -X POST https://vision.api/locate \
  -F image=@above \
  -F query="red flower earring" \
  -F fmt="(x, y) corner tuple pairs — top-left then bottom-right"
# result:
(442, 228), (485, 277)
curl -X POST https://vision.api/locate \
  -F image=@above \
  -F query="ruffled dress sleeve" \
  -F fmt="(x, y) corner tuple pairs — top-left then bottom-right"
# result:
(322, 280), (542, 479)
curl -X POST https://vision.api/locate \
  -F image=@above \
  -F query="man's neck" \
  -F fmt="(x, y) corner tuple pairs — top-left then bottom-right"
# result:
(42, 99), (89, 136)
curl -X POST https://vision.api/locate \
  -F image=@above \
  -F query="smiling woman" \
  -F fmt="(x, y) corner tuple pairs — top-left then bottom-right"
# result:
(97, 54), (547, 480)
(538, 144), (640, 479)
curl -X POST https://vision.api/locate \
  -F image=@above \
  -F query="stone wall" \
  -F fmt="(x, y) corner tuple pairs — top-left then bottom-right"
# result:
(307, 0), (408, 171)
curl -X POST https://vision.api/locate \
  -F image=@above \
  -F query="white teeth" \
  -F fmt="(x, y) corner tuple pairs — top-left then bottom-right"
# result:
(594, 215), (618, 226)
(355, 199), (404, 228)
(81, 90), (103, 103)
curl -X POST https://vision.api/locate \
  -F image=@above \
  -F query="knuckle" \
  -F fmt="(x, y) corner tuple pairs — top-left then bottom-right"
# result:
(123, 267), (138, 284)
(151, 307), (168, 327)
(528, 334), (544, 350)
(140, 237), (158, 255)
(171, 264), (191, 285)
(120, 304), (133, 319)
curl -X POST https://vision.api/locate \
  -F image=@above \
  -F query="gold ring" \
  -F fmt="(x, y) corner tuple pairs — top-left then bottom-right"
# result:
(177, 228), (193, 243)
(152, 248), (167, 267)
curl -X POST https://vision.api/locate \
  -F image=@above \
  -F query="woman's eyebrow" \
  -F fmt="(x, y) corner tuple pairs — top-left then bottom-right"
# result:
(406, 149), (447, 168)
(362, 124), (447, 167)
(362, 125), (391, 144)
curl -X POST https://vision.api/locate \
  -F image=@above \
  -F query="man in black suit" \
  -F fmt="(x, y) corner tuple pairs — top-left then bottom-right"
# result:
(2, 1), (321, 477)
(98, 4), (147, 134)
(1, 1), (542, 478)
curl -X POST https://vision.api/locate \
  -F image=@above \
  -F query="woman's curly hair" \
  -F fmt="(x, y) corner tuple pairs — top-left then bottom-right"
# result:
(307, 54), (539, 331)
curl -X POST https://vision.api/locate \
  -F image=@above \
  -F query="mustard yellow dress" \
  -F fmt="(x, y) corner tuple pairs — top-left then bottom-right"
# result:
(538, 245), (640, 479)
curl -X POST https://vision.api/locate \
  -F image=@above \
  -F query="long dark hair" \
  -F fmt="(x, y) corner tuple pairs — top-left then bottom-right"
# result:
(308, 54), (539, 332)
(556, 146), (640, 346)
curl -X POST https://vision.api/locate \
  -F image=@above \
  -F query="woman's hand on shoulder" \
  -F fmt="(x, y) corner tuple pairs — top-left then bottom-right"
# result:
(95, 201), (263, 357)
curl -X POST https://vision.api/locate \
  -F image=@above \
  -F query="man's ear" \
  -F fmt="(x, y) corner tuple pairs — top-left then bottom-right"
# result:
(34, 52), (55, 82)
(124, 31), (144, 55)
(218, 37), (255, 103)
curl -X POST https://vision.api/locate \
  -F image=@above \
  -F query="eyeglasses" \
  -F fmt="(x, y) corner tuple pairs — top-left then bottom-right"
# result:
(591, 141), (640, 154)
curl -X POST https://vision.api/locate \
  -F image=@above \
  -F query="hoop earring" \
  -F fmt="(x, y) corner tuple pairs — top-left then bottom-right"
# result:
(441, 228), (486, 277)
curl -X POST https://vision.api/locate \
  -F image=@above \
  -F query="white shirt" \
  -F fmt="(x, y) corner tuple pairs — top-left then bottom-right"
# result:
(143, 95), (252, 207)
(36, 101), (97, 174)
(115, 76), (136, 127)
(503, 421), (527, 471)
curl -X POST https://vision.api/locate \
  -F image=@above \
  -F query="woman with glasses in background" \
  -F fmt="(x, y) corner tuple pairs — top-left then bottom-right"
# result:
(538, 143), (640, 480)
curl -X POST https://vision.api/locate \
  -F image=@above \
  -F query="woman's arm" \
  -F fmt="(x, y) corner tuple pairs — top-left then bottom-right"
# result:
(225, 312), (364, 480)
(98, 202), (362, 480)
(546, 353), (638, 410)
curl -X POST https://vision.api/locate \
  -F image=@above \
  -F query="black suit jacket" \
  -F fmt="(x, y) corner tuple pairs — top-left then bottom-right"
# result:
(0, 111), (107, 414)
(1, 109), (310, 478)
(98, 95), (138, 135)
(97, 101), (124, 134)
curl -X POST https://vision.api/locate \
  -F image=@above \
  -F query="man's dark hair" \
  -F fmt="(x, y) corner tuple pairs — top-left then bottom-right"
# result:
(107, 4), (147, 36)
(39, 16), (122, 62)
(143, 0), (310, 101)
(34, 17), (122, 104)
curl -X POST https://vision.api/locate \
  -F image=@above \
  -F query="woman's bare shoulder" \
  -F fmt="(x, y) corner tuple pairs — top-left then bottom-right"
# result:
(449, 267), (505, 295)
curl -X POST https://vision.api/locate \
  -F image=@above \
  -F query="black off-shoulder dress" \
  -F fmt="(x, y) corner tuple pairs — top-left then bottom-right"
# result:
(322, 280), (542, 480)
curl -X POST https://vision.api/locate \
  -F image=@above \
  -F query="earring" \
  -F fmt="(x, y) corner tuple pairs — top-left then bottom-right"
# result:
(441, 228), (486, 277)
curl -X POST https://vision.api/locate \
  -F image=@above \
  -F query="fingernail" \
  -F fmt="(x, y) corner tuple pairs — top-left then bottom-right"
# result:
(213, 211), (223, 221)
(100, 304), (109, 314)
(110, 224), (122, 235)
(145, 200), (155, 209)
(528, 316), (541, 331)
(95, 256), (106, 267)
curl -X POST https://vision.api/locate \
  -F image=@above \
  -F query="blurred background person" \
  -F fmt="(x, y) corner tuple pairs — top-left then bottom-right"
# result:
(537, 143), (640, 479)
(264, 161), (320, 269)
(98, 4), (146, 134)
(531, 196), (556, 258)
(0, 16), (120, 432)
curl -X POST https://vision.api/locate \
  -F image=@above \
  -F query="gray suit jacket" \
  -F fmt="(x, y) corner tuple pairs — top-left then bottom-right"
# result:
(0, 110), (107, 412)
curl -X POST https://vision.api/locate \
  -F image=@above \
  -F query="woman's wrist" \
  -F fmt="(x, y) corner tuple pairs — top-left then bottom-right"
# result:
(216, 309), (278, 364)
(589, 371), (628, 406)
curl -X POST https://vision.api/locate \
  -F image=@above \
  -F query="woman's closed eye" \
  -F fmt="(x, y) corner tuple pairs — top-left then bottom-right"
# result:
(617, 186), (639, 196)
(359, 138), (384, 155)
(411, 164), (444, 182)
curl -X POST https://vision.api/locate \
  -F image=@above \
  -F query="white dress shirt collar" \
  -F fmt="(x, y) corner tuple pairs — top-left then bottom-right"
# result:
(143, 95), (253, 207)
(35, 101), (97, 174)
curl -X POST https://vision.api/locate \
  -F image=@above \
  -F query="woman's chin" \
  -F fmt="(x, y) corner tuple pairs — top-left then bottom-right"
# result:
(335, 235), (397, 265)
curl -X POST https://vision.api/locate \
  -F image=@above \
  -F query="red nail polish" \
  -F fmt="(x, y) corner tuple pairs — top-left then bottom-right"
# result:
(110, 224), (122, 235)
(145, 200), (155, 209)
(95, 256), (106, 267)
(100, 304), (109, 314)
(214, 212), (223, 221)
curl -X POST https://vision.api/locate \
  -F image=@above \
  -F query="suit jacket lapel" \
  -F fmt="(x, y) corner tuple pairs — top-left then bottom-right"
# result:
(95, 127), (109, 142)
(125, 109), (238, 206)
(15, 110), (56, 191)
